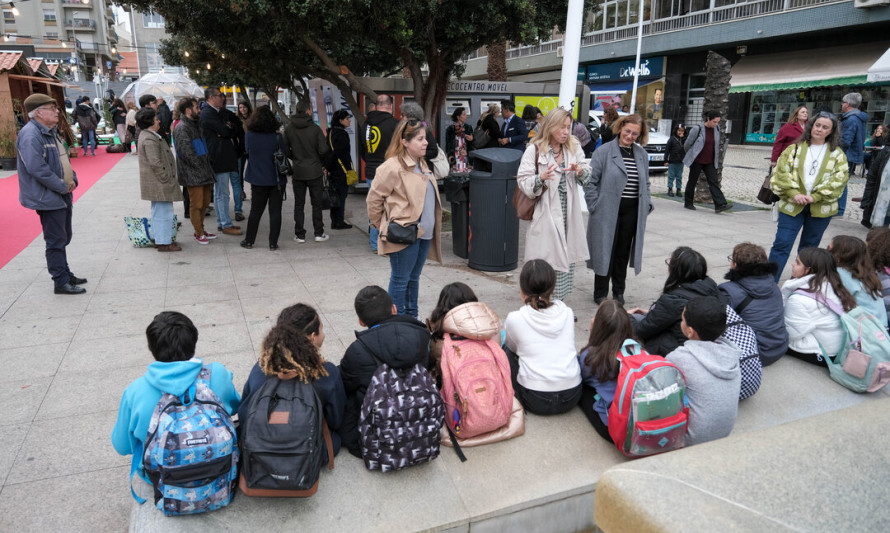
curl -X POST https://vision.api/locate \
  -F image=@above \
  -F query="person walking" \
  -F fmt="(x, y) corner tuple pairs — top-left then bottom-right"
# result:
(585, 114), (653, 304)
(201, 87), (244, 235)
(666, 123), (686, 197)
(366, 119), (443, 318)
(172, 97), (217, 245)
(326, 108), (354, 230)
(285, 101), (331, 243)
(137, 107), (183, 252)
(17, 94), (87, 294)
(683, 110), (731, 213)
(361, 94), (399, 252)
(240, 106), (284, 250)
(768, 111), (849, 280)
(516, 108), (591, 301)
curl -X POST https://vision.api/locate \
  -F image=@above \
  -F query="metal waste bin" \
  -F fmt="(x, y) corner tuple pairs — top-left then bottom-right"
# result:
(467, 148), (523, 272)
(443, 173), (471, 259)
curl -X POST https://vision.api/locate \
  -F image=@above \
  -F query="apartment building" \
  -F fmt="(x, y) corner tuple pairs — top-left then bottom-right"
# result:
(462, 0), (890, 144)
(119, 5), (185, 80)
(0, 0), (118, 80)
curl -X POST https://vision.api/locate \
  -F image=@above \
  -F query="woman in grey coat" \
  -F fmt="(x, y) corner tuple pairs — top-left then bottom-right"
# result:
(585, 114), (652, 304)
(137, 107), (183, 252)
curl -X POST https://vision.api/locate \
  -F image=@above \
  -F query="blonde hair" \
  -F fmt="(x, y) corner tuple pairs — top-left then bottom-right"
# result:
(385, 119), (427, 162)
(532, 108), (579, 153)
(611, 114), (649, 146)
(480, 103), (499, 122)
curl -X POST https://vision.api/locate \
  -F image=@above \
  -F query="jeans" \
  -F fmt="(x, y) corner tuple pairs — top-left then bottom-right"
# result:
(37, 196), (74, 287)
(292, 176), (325, 238)
(388, 238), (432, 318)
(367, 177), (379, 250)
(150, 201), (174, 245)
(81, 129), (96, 155)
(768, 206), (833, 281)
(685, 162), (727, 208)
(667, 162), (683, 190)
(214, 171), (239, 229)
(245, 184), (282, 246)
(839, 166), (853, 216)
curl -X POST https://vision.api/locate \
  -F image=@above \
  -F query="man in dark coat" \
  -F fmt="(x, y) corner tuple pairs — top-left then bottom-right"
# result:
(498, 100), (528, 151)
(155, 97), (173, 145)
(200, 87), (244, 234)
(72, 96), (99, 156)
(360, 94), (399, 251)
(284, 101), (331, 242)
(338, 286), (430, 457)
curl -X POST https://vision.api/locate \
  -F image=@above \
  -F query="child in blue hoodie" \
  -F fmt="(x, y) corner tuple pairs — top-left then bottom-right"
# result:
(111, 311), (241, 491)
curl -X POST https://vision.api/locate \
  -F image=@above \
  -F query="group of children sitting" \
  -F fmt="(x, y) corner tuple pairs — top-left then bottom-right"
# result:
(112, 229), (890, 513)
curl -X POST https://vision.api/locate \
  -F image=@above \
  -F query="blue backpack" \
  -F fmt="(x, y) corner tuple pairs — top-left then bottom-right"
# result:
(139, 366), (239, 515)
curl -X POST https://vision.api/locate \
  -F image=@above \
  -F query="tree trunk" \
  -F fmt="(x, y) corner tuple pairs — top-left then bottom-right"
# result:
(695, 50), (732, 203)
(487, 41), (507, 82)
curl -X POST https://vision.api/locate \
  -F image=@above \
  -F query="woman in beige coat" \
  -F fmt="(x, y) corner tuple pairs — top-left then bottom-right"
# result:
(367, 119), (443, 318)
(137, 107), (183, 252)
(516, 108), (591, 300)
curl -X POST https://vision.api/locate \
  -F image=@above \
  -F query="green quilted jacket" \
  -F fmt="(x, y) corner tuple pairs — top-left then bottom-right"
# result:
(771, 142), (849, 218)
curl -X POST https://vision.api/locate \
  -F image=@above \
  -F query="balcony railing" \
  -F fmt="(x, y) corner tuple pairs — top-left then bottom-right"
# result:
(505, 39), (562, 60)
(61, 0), (89, 5)
(66, 19), (97, 30)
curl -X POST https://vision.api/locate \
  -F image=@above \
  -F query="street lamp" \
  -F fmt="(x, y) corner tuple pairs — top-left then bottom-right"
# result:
(72, 11), (80, 81)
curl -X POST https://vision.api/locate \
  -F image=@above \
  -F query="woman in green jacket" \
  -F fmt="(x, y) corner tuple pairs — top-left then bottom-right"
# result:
(768, 111), (849, 281)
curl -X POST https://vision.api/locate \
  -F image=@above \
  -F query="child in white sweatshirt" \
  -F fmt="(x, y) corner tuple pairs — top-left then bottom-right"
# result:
(504, 259), (582, 415)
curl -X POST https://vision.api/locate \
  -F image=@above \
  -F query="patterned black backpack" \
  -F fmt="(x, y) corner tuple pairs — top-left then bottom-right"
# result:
(358, 358), (445, 472)
(722, 305), (763, 400)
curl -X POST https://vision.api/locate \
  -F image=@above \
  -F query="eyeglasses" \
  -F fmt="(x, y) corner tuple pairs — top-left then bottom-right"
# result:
(727, 255), (735, 263)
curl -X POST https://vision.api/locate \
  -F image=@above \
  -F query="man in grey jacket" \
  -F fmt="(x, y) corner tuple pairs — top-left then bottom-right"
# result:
(17, 94), (86, 294)
(284, 101), (331, 242)
(683, 110), (730, 213)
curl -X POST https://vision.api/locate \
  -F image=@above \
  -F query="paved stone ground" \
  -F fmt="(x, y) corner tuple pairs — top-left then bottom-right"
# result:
(0, 144), (876, 532)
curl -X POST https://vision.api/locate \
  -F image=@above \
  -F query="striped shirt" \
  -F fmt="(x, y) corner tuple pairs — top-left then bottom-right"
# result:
(620, 145), (639, 199)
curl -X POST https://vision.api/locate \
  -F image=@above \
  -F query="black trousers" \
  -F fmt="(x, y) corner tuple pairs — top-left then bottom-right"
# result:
(685, 162), (727, 209)
(505, 346), (581, 416)
(579, 385), (613, 443)
(292, 176), (324, 238)
(245, 184), (283, 246)
(787, 348), (828, 368)
(37, 196), (74, 287)
(595, 197), (638, 299)
(329, 174), (349, 225)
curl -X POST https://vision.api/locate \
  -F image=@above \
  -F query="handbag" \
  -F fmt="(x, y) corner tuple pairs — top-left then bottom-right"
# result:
(274, 134), (292, 180)
(328, 128), (358, 186)
(430, 145), (450, 180)
(757, 167), (779, 205)
(512, 145), (540, 221)
(386, 221), (418, 245)
(124, 215), (178, 248)
(320, 173), (340, 210)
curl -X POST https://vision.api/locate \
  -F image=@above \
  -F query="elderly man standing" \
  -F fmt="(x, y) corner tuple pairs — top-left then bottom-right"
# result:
(839, 92), (868, 216)
(201, 87), (244, 235)
(17, 94), (86, 294)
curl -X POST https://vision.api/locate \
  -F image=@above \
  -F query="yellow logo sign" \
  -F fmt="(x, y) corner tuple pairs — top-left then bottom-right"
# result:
(366, 125), (381, 153)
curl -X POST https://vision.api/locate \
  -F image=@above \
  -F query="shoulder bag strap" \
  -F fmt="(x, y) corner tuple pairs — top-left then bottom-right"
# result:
(734, 294), (754, 314)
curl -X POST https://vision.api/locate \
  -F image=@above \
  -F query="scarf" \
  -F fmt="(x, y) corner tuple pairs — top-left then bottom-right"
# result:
(453, 122), (469, 172)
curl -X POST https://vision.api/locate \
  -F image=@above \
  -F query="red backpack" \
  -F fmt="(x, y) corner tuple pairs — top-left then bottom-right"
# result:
(608, 340), (689, 458)
(440, 334), (514, 440)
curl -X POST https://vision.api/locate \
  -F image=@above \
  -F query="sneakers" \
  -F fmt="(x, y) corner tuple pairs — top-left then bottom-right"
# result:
(294, 236), (306, 243)
(203, 232), (217, 240)
(222, 227), (243, 235)
(195, 234), (210, 245)
(684, 204), (697, 210)
(314, 234), (330, 242)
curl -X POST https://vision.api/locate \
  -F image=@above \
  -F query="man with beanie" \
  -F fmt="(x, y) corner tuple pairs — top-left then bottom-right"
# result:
(17, 94), (87, 294)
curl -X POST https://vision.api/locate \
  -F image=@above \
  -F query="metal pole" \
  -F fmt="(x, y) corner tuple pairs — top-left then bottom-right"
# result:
(629, 0), (644, 113)
(72, 12), (79, 82)
(557, 0), (585, 114)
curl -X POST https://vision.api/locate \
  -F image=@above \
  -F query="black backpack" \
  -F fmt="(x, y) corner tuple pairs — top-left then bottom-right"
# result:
(239, 376), (333, 497)
(358, 357), (445, 472)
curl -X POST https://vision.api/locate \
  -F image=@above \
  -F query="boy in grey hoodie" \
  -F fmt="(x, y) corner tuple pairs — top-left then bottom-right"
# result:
(666, 296), (741, 446)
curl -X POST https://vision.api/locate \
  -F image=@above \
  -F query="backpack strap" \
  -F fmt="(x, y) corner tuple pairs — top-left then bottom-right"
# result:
(617, 338), (643, 359)
(309, 380), (334, 470)
(793, 288), (845, 316)
(445, 424), (468, 462)
(734, 294), (754, 314)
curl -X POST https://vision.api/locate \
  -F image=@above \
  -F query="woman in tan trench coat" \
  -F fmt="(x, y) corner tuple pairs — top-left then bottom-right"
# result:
(137, 107), (183, 252)
(516, 108), (591, 300)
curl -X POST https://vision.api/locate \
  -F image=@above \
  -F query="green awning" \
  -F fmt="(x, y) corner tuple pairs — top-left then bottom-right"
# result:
(729, 43), (888, 94)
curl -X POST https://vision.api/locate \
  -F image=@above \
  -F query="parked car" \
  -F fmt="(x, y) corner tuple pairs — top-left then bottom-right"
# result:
(589, 110), (669, 172)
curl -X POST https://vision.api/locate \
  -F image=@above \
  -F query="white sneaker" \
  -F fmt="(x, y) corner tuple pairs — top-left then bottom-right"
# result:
(294, 236), (306, 243)
(314, 234), (329, 242)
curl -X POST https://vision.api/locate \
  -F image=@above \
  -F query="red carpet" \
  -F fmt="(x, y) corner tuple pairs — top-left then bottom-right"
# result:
(0, 150), (127, 269)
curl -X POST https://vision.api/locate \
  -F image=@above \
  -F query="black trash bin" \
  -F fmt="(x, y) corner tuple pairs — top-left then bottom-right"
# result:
(467, 148), (523, 272)
(443, 172), (471, 259)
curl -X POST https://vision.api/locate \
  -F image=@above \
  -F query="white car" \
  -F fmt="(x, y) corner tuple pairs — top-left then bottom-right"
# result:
(589, 110), (669, 173)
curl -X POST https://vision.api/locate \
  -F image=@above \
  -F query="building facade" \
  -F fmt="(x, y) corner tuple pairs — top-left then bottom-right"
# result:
(461, 0), (890, 144)
(122, 6), (185, 80)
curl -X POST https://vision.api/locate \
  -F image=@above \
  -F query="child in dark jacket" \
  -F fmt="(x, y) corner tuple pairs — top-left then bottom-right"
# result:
(339, 285), (431, 457)
(239, 303), (346, 463)
(666, 123), (686, 197)
(578, 300), (637, 443)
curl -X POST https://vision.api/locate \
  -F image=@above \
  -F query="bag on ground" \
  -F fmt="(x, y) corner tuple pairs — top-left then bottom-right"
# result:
(440, 334), (514, 440)
(106, 143), (128, 153)
(608, 339), (689, 458)
(722, 305), (763, 400)
(359, 360), (444, 472)
(124, 215), (178, 248)
(239, 376), (333, 497)
(141, 366), (238, 516)
(796, 290), (890, 392)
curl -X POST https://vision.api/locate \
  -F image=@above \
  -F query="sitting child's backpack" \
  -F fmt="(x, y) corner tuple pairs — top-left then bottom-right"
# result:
(106, 143), (128, 153)
(359, 356), (445, 472)
(440, 334), (514, 440)
(608, 340), (689, 458)
(796, 290), (890, 392)
(722, 305), (762, 400)
(141, 366), (238, 516)
(238, 375), (333, 497)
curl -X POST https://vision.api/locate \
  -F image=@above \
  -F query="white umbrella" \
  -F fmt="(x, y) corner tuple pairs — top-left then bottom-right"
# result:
(121, 72), (204, 106)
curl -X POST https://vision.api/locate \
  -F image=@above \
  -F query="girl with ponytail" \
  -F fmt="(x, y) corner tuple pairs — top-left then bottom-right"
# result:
(239, 303), (346, 461)
(503, 259), (582, 415)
